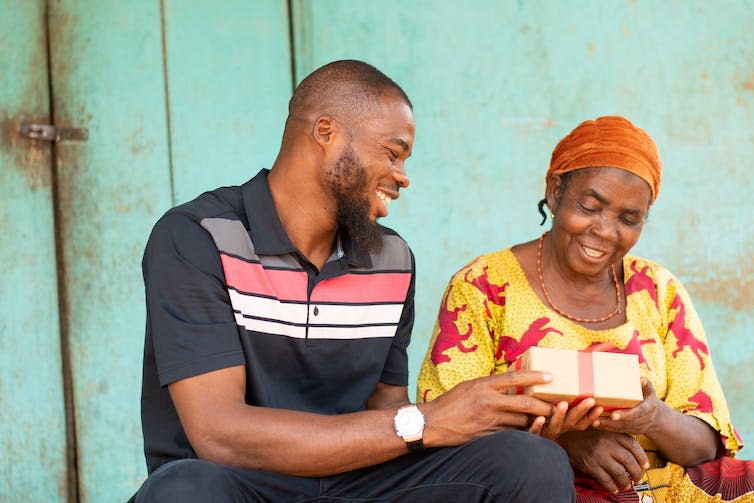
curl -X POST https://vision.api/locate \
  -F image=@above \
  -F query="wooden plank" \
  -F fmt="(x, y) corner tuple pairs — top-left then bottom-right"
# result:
(291, 0), (754, 457)
(47, 1), (173, 500)
(163, 0), (292, 203)
(0, 1), (68, 500)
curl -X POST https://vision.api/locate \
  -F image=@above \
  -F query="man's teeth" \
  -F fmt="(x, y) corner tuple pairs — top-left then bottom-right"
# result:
(376, 190), (390, 206)
(582, 246), (605, 258)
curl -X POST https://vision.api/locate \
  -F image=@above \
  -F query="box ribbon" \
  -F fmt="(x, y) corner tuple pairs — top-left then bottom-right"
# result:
(513, 357), (524, 395)
(571, 350), (595, 406)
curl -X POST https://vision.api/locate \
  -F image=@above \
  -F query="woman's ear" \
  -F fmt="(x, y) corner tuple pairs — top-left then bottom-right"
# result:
(545, 174), (563, 214)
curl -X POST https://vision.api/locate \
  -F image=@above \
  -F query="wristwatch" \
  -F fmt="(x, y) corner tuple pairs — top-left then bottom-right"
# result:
(393, 404), (425, 454)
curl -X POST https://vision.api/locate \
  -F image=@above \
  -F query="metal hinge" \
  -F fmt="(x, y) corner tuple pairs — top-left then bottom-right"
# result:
(19, 123), (88, 142)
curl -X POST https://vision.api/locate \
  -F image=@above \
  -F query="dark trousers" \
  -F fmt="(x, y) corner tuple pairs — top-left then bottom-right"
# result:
(133, 430), (575, 502)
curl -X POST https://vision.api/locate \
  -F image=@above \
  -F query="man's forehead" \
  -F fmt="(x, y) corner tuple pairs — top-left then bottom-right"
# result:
(364, 99), (414, 131)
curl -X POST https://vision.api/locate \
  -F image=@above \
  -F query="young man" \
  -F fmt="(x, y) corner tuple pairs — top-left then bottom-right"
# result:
(133, 60), (574, 502)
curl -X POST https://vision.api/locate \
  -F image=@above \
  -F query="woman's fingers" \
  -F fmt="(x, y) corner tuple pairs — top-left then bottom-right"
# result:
(528, 415), (546, 435)
(565, 399), (603, 431)
(617, 433), (650, 471)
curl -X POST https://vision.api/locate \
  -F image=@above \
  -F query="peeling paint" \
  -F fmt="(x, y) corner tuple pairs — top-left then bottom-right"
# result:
(130, 126), (156, 156)
(686, 266), (754, 313)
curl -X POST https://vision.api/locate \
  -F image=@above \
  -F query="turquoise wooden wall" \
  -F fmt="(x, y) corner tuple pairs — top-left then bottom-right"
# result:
(0, 2), (68, 501)
(0, 1), (751, 501)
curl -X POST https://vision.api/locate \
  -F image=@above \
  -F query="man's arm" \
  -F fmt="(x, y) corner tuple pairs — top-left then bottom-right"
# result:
(169, 365), (556, 477)
(366, 382), (411, 410)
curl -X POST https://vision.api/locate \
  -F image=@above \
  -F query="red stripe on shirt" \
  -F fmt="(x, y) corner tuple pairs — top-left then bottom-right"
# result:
(311, 272), (411, 303)
(220, 254), (308, 301)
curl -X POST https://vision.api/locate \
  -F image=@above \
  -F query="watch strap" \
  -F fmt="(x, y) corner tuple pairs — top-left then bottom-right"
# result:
(406, 437), (424, 454)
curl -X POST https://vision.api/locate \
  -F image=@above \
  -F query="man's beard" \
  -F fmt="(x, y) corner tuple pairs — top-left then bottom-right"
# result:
(326, 145), (384, 254)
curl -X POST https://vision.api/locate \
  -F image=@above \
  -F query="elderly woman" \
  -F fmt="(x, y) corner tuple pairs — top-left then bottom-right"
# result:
(418, 116), (754, 502)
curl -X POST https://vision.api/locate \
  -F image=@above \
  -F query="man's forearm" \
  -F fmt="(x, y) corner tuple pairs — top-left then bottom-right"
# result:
(188, 405), (408, 476)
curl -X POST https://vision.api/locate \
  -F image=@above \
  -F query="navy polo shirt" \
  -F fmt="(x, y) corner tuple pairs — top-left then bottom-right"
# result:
(140, 169), (416, 473)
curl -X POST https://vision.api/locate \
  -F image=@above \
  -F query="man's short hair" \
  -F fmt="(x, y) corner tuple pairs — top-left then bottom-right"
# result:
(288, 60), (412, 127)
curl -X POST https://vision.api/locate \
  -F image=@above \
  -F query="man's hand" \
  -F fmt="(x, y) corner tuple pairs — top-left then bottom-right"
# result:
(420, 370), (556, 446)
(558, 429), (649, 494)
(528, 398), (603, 440)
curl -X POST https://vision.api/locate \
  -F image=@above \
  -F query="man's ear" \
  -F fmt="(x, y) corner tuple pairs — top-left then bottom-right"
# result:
(313, 115), (338, 148)
(545, 174), (563, 214)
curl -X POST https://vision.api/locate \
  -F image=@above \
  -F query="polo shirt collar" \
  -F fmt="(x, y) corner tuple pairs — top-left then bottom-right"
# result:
(241, 169), (296, 255)
(242, 169), (372, 268)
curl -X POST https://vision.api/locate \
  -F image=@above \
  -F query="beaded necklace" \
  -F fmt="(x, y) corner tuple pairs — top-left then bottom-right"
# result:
(536, 232), (622, 324)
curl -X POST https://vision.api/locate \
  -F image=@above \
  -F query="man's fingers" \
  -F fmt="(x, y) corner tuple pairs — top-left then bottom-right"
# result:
(492, 411), (534, 429)
(492, 370), (553, 389)
(497, 393), (554, 417)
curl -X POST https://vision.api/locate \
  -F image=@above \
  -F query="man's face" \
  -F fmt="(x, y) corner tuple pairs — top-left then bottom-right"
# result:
(326, 94), (415, 254)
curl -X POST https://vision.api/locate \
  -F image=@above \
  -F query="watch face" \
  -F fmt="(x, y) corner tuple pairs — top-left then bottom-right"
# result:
(395, 407), (424, 436)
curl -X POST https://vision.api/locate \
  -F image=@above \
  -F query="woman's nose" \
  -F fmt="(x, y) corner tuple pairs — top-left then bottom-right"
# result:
(592, 213), (618, 239)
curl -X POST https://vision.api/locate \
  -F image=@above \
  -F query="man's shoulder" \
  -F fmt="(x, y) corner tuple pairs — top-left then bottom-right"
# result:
(144, 184), (248, 259)
(168, 185), (245, 223)
(373, 225), (414, 270)
(378, 224), (407, 244)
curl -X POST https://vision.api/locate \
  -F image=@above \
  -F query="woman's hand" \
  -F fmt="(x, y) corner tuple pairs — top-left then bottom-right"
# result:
(594, 377), (720, 466)
(593, 377), (663, 436)
(558, 428), (650, 494)
(528, 398), (603, 440)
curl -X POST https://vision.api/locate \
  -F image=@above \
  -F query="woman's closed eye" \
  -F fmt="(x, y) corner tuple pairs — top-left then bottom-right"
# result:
(577, 201), (599, 214)
(620, 214), (644, 227)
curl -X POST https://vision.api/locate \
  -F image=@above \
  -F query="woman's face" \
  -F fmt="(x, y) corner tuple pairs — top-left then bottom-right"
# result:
(546, 167), (653, 279)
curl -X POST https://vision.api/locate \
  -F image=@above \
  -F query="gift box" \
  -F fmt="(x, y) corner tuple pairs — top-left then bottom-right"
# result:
(512, 346), (643, 411)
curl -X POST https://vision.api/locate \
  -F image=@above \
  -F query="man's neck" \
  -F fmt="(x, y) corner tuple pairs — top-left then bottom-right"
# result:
(268, 163), (338, 271)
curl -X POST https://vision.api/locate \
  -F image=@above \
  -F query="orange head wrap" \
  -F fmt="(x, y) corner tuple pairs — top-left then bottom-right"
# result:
(547, 116), (662, 202)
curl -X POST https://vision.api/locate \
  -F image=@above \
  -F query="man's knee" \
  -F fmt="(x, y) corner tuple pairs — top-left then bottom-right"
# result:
(135, 459), (237, 503)
(471, 431), (574, 501)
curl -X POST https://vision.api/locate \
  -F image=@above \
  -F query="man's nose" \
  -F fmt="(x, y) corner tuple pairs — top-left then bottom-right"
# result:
(393, 162), (409, 188)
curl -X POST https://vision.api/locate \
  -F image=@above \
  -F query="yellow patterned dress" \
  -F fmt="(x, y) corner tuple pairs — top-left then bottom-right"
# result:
(418, 249), (754, 503)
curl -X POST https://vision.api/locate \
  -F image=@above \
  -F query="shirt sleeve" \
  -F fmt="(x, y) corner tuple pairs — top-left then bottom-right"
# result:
(143, 211), (245, 387)
(656, 267), (743, 454)
(417, 259), (501, 403)
(379, 249), (415, 386)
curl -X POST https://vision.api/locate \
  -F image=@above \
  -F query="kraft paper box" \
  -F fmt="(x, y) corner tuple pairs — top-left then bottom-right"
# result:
(512, 346), (643, 411)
